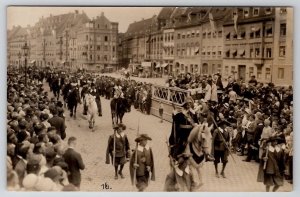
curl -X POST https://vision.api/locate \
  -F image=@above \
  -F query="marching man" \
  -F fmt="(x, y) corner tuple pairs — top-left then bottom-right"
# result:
(130, 134), (155, 192)
(106, 123), (130, 179)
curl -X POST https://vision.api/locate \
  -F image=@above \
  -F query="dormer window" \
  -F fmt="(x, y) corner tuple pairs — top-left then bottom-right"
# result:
(265, 7), (272, 15)
(244, 8), (249, 18)
(253, 8), (259, 16)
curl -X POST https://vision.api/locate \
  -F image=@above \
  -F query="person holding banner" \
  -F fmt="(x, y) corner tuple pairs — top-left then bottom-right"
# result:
(105, 123), (130, 180)
(130, 134), (155, 192)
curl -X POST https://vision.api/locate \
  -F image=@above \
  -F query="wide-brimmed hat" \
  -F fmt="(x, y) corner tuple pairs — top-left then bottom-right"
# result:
(135, 134), (152, 142)
(113, 123), (126, 130)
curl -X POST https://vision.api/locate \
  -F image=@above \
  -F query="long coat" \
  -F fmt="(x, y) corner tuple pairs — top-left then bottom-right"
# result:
(257, 145), (285, 186)
(169, 110), (198, 159)
(130, 145), (155, 185)
(105, 133), (130, 164)
(63, 148), (85, 187)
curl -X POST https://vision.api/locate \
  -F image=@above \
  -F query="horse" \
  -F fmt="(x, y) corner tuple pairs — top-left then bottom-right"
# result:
(110, 97), (129, 125)
(185, 123), (213, 191)
(85, 93), (98, 130)
(67, 86), (81, 119)
(164, 123), (213, 192)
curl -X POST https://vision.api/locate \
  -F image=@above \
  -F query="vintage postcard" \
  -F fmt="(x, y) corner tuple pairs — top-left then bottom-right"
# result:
(6, 6), (293, 192)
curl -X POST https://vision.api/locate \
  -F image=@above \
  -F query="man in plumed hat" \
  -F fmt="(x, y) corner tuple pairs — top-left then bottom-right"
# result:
(105, 123), (130, 179)
(130, 134), (155, 192)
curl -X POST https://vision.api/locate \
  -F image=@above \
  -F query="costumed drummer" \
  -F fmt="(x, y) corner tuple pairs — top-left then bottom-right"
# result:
(105, 123), (130, 180)
(130, 134), (155, 192)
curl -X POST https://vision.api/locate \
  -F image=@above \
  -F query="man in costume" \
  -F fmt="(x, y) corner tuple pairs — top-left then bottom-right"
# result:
(211, 121), (231, 178)
(130, 134), (155, 192)
(106, 123), (130, 179)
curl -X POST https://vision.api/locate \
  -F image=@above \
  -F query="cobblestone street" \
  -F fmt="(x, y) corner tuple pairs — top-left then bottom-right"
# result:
(51, 87), (292, 192)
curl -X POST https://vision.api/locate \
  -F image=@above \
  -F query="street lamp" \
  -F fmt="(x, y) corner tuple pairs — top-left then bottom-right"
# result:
(17, 51), (21, 71)
(22, 42), (30, 87)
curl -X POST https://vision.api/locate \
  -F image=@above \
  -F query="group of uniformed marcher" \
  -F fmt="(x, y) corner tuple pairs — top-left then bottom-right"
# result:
(7, 66), (293, 192)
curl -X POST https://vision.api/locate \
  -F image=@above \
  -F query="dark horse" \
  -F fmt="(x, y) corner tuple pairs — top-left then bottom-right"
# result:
(67, 87), (81, 119)
(110, 97), (130, 125)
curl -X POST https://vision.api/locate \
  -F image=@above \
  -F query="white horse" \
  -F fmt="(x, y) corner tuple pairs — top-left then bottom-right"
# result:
(185, 123), (213, 191)
(85, 93), (98, 129)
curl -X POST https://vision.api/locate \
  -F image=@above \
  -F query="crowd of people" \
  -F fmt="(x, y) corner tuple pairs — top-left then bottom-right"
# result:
(164, 72), (293, 191)
(6, 66), (293, 192)
(7, 68), (86, 191)
(6, 67), (156, 191)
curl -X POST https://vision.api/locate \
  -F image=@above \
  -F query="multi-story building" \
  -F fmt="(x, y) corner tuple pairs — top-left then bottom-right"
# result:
(172, 7), (204, 76)
(122, 17), (154, 69)
(200, 7), (230, 76)
(160, 7), (176, 75)
(76, 12), (118, 70)
(222, 7), (293, 86)
(7, 25), (31, 68)
(272, 7), (293, 86)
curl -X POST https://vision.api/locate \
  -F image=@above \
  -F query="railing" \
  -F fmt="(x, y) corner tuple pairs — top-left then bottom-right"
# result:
(152, 85), (191, 105)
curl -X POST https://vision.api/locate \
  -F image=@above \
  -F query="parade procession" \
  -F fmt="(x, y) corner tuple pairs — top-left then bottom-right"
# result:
(6, 6), (293, 192)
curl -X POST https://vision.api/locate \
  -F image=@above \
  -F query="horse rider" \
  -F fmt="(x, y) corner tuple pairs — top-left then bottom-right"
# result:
(81, 83), (89, 115)
(89, 83), (102, 117)
(113, 79), (124, 99)
(169, 97), (215, 162)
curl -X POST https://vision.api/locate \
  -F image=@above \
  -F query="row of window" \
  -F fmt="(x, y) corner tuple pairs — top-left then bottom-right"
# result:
(224, 46), (285, 58)
(177, 30), (201, 39)
(86, 35), (116, 42)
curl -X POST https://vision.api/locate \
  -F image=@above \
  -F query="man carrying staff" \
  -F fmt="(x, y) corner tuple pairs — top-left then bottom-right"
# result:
(211, 121), (231, 178)
(106, 123), (130, 179)
(130, 134), (155, 192)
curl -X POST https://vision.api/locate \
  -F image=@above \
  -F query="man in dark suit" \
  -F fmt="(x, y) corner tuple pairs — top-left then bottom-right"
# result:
(63, 137), (85, 188)
(48, 108), (66, 140)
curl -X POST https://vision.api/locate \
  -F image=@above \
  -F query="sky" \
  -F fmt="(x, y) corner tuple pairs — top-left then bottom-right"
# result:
(7, 6), (162, 33)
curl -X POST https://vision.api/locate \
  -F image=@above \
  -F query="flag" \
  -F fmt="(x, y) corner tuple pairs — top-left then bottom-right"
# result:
(187, 11), (192, 22)
(233, 11), (239, 34)
(209, 12), (216, 35)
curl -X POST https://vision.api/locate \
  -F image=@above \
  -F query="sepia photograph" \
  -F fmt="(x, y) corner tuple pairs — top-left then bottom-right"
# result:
(6, 6), (293, 192)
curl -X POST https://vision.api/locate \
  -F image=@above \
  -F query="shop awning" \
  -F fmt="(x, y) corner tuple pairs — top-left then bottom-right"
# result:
(194, 47), (200, 54)
(231, 49), (237, 54)
(161, 63), (169, 68)
(238, 49), (245, 55)
(251, 26), (260, 32)
(30, 60), (36, 64)
(155, 63), (161, 68)
(141, 62), (151, 67)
